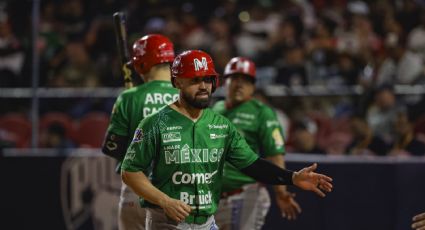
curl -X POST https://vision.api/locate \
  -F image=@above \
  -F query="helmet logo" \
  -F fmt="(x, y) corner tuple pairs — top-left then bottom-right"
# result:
(236, 60), (250, 73)
(194, 57), (208, 71)
(134, 41), (147, 56)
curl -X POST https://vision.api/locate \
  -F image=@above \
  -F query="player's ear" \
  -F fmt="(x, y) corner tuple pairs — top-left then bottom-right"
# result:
(174, 77), (183, 89)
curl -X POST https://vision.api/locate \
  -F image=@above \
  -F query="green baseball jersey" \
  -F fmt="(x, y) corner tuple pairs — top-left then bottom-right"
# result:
(212, 99), (285, 192)
(121, 106), (258, 220)
(107, 80), (179, 156)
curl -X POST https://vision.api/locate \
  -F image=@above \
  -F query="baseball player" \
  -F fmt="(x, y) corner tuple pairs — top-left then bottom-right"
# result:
(213, 57), (301, 230)
(121, 50), (333, 230)
(102, 34), (179, 230)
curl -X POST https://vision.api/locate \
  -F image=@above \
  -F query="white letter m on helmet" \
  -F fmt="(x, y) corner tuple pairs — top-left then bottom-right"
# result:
(194, 57), (208, 71)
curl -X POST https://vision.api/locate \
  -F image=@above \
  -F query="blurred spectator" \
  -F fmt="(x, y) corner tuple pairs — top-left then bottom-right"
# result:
(3, 0), (425, 141)
(396, 0), (421, 35)
(57, 0), (89, 38)
(85, 18), (120, 86)
(305, 15), (338, 85)
(336, 52), (362, 85)
(180, 9), (209, 50)
(346, 115), (389, 156)
(206, 16), (235, 75)
(326, 131), (353, 155)
(235, 5), (280, 59)
(0, 11), (25, 87)
(306, 16), (337, 53)
(275, 45), (308, 86)
(366, 85), (400, 143)
(376, 33), (423, 85)
(38, 1), (66, 86)
(40, 122), (76, 151)
(336, 3), (381, 56)
(389, 110), (425, 156)
(257, 17), (301, 66)
(289, 120), (325, 154)
(49, 40), (99, 87)
(0, 128), (17, 152)
(407, 9), (425, 59)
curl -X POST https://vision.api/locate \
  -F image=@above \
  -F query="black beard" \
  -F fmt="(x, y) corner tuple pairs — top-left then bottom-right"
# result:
(181, 91), (211, 109)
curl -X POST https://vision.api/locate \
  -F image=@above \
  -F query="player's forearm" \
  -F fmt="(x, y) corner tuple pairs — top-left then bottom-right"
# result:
(121, 170), (171, 208)
(266, 154), (288, 194)
(240, 158), (294, 185)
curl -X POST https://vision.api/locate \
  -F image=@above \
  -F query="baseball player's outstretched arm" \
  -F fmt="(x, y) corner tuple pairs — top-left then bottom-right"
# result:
(240, 159), (333, 197)
(121, 170), (192, 222)
(412, 212), (425, 229)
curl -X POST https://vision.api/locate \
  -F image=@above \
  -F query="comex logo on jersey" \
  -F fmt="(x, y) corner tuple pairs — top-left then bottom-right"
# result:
(172, 170), (218, 185)
(162, 132), (181, 143)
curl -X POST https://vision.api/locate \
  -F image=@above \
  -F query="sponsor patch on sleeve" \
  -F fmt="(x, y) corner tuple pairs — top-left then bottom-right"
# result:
(272, 128), (284, 148)
(132, 128), (144, 143)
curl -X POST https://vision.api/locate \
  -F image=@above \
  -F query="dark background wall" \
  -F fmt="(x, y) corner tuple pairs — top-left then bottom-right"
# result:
(1, 154), (424, 230)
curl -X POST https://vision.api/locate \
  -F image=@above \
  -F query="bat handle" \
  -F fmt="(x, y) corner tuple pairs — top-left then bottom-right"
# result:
(122, 63), (133, 89)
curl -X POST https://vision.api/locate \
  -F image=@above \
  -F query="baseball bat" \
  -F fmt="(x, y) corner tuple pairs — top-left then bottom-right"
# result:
(113, 12), (133, 89)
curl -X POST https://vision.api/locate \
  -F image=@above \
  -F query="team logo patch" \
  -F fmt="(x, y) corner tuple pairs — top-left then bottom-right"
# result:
(132, 129), (144, 143)
(162, 132), (181, 143)
(272, 128), (284, 147)
(134, 40), (147, 56)
(194, 57), (208, 71)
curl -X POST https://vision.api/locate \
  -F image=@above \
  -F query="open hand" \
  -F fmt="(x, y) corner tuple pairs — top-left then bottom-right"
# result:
(412, 212), (425, 230)
(275, 191), (301, 220)
(292, 163), (333, 197)
(160, 197), (192, 222)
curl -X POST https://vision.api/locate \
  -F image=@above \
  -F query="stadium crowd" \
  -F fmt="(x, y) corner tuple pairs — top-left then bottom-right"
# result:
(1, 0), (425, 156)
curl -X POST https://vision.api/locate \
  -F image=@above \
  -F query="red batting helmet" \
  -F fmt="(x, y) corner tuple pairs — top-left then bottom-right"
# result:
(171, 50), (219, 92)
(224, 57), (256, 81)
(132, 34), (174, 75)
